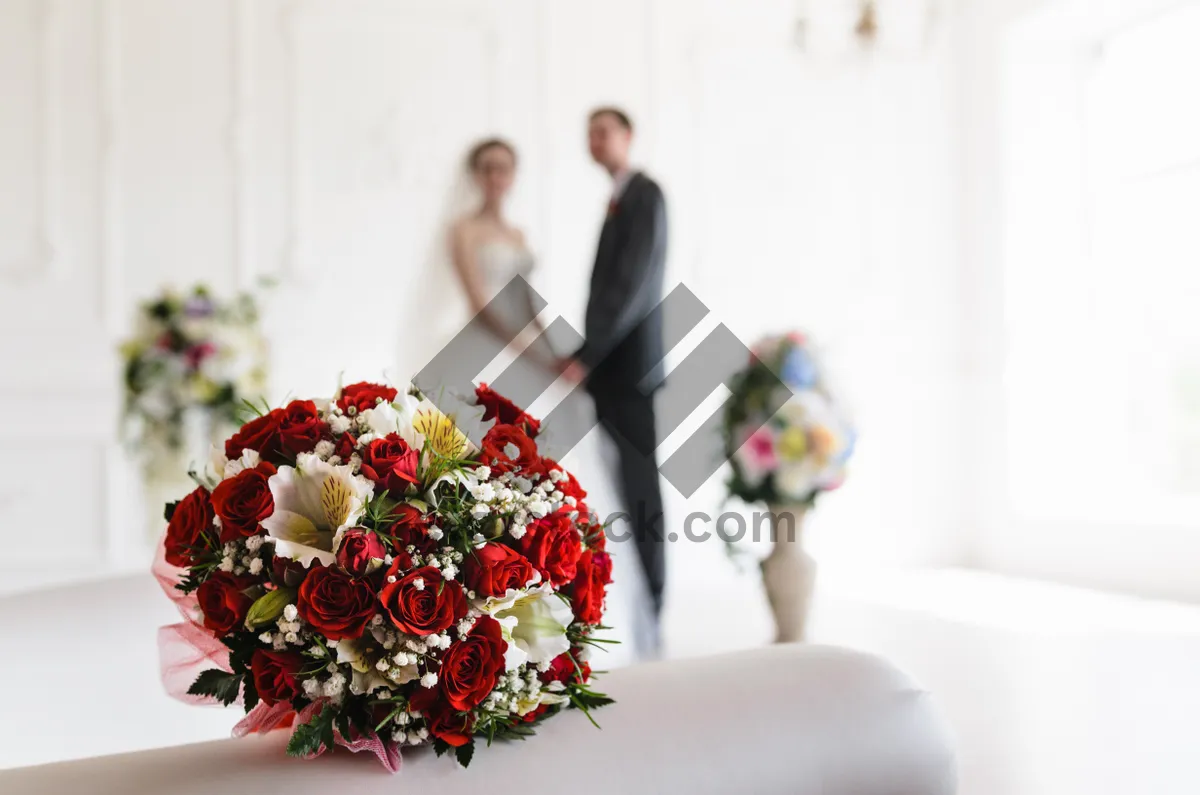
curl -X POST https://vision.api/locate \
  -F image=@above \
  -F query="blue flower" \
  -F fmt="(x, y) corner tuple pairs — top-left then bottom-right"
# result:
(780, 346), (818, 389)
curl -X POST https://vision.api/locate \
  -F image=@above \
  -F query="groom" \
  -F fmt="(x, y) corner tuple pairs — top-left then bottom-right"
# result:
(565, 107), (669, 656)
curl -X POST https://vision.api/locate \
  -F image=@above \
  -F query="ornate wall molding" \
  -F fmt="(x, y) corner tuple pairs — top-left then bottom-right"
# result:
(98, 0), (124, 334)
(1, 0), (62, 283)
(277, 0), (497, 280)
(230, 0), (255, 290)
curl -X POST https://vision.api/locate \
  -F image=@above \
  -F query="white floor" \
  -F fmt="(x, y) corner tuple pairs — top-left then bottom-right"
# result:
(653, 536), (1200, 795)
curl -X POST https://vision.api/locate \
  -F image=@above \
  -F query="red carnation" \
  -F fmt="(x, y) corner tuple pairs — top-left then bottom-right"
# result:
(570, 548), (612, 625)
(164, 486), (214, 567)
(337, 381), (398, 414)
(475, 383), (541, 437)
(251, 649), (304, 706)
(211, 461), (277, 542)
(336, 527), (386, 577)
(516, 509), (583, 586)
(225, 408), (284, 461)
(465, 543), (536, 598)
(379, 564), (466, 636)
(359, 433), (420, 492)
(480, 423), (539, 474)
(277, 400), (326, 458)
(197, 571), (255, 635)
(297, 564), (377, 640)
(438, 616), (507, 711)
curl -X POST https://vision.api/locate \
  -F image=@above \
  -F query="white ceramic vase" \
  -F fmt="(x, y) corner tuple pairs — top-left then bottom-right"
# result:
(760, 504), (815, 643)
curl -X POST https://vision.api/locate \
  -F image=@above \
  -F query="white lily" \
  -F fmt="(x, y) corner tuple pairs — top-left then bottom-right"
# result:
(261, 453), (373, 566)
(495, 585), (573, 668)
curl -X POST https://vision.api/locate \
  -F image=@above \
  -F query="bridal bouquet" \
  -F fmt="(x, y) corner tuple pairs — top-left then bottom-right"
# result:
(120, 285), (267, 457)
(155, 381), (613, 771)
(723, 332), (855, 507)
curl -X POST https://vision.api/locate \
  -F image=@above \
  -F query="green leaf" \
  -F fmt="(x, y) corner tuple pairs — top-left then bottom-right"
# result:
(335, 713), (352, 744)
(286, 704), (339, 758)
(454, 740), (476, 768)
(186, 669), (242, 707)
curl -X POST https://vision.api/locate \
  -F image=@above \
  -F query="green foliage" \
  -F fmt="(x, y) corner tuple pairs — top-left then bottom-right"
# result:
(455, 740), (475, 768)
(286, 704), (338, 758)
(186, 669), (242, 707)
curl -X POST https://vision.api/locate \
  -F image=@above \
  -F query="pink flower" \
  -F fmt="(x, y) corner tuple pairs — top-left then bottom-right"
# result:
(735, 426), (778, 487)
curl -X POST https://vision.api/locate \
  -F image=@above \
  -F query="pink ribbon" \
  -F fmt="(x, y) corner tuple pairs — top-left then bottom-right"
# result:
(153, 534), (402, 772)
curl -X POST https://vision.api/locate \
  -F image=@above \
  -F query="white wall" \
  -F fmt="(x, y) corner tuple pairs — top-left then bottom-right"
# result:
(0, 0), (967, 578)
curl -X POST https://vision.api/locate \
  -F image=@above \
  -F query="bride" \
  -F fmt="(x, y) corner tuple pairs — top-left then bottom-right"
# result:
(444, 138), (640, 666)
(448, 139), (549, 363)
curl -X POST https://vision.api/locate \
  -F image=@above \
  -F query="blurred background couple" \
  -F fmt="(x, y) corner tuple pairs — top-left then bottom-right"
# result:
(446, 107), (668, 660)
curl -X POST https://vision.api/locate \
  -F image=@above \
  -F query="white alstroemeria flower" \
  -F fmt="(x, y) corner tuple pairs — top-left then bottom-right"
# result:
(495, 586), (573, 668)
(472, 580), (540, 618)
(335, 636), (372, 672)
(262, 453), (373, 566)
(514, 689), (571, 716)
(361, 398), (420, 449)
(222, 448), (262, 480)
(351, 667), (402, 696)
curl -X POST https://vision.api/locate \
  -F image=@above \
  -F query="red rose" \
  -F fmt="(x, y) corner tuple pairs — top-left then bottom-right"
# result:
(359, 434), (420, 492)
(537, 458), (590, 517)
(251, 649), (303, 706)
(197, 571), (255, 635)
(378, 503), (437, 554)
(542, 651), (580, 684)
(409, 688), (475, 747)
(476, 383), (541, 437)
(271, 557), (309, 589)
(585, 521), (607, 553)
(480, 423), (539, 474)
(516, 509), (583, 586)
(337, 382), (398, 414)
(379, 564), (466, 636)
(278, 400), (326, 458)
(439, 616), (507, 711)
(464, 543), (535, 598)
(211, 462), (277, 542)
(333, 433), (356, 461)
(570, 549), (612, 625)
(164, 486), (214, 567)
(297, 564), (377, 640)
(336, 527), (385, 577)
(225, 409), (284, 461)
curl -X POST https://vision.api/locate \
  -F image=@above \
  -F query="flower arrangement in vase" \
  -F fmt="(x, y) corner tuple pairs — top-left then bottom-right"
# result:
(722, 332), (855, 642)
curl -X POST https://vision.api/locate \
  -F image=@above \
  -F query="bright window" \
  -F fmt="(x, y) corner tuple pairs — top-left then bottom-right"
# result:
(1003, 2), (1200, 530)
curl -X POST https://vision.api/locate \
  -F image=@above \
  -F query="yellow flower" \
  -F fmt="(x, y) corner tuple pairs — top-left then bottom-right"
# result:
(777, 426), (809, 461)
(413, 406), (469, 458)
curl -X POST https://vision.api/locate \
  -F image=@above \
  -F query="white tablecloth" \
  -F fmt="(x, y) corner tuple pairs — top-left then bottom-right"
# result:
(1, 577), (955, 794)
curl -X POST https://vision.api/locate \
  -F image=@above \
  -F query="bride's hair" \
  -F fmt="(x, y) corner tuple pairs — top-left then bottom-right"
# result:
(466, 138), (517, 171)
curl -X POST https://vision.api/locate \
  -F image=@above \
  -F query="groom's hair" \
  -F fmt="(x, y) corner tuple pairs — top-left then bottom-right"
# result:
(589, 106), (634, 132)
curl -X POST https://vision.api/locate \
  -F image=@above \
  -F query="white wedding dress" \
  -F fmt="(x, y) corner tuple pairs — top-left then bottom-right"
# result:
(468, 239), (641, 668)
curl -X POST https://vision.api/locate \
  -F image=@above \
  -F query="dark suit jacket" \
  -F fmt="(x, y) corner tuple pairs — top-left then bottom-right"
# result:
(576, 172), (669, 394)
